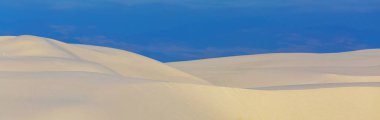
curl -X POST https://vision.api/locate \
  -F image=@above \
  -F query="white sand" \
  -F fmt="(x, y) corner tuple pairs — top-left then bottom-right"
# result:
(0, 35), (208, 84)
(169, 50), (380, 88)
(1, 35), (379, 120)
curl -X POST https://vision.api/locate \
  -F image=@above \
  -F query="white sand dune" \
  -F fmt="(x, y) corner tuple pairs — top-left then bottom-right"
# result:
(0, 35), (208, 84)
(168, 50), (380, 88)
(1, 35), (379, 120)
(2, 82), (380, 120)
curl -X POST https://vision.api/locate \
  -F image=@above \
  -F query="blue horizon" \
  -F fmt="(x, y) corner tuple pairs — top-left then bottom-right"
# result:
(1, 0), (379, 62)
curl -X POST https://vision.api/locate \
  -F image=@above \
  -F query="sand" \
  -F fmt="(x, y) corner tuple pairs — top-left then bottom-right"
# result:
(1, 35), (379, 120)
(168, 49), (380, 88)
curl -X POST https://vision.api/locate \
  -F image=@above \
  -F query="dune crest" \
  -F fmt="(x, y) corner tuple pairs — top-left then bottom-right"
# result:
(0, 35), (208, 84)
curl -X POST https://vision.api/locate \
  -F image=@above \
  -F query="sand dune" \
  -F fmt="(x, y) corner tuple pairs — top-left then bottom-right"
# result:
(1, 35), (379, 120)
(253, 82), (380, 90)
(0, 35), (208, 84)
(2, 82), (380, 120)
(168, 50), (380, 88)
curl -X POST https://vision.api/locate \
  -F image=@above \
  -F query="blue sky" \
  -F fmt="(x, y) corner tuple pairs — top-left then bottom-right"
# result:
(0, 0), (379, 62)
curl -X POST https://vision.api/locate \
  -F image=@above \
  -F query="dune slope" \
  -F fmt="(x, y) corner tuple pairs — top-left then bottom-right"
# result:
(0, 35), (208, 84)
(168, 50), (380, 88)
(1, 81), (379, 120)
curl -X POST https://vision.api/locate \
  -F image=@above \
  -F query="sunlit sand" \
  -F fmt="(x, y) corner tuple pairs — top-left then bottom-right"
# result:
(1, 35), (379, 120)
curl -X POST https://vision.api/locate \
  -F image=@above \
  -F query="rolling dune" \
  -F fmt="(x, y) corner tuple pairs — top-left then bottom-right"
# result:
(1, 35), (379, 120)
(168, 49), (380, 88)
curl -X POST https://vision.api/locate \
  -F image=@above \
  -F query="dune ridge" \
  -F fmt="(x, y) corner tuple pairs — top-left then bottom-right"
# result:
(0, 35), (208, 84)
(168, 49), (380, 88)
(1, 35), (379, 120)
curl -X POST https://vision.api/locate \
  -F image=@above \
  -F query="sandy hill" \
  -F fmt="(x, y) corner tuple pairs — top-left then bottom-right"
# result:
(0, 35), (207, 84)
(168, 50), (380, 88)
(1, 35), (379, 120)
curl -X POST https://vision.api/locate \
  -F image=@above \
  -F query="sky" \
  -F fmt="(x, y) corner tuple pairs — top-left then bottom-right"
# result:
(0, 0), (379, 62)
